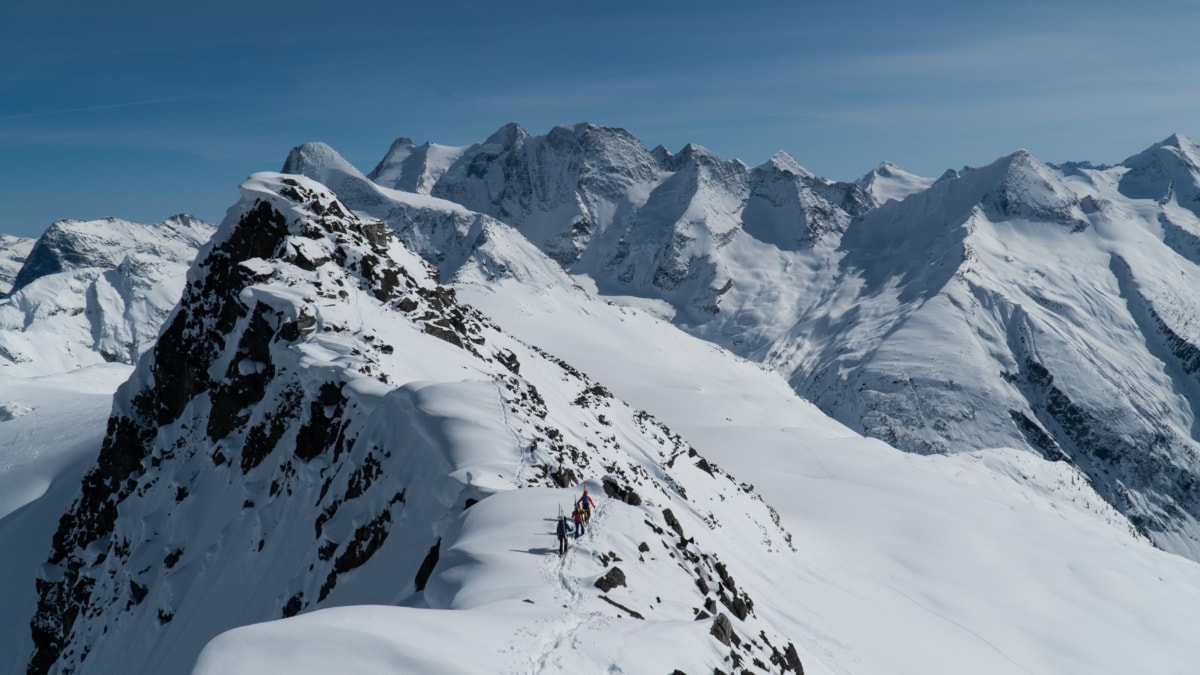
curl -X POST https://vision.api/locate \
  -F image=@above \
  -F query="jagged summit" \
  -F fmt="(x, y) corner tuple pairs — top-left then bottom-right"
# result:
(762, 150), (812, 178)
(368, 138), (469, 195)
(1158, 131), (1199, 154)
(482, 120), (529, 148)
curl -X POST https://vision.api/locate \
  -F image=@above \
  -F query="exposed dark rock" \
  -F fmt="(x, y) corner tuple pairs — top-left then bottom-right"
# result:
(128, 581), (147, 605)
(710, 612), (735, 646)
(663, 508), (685, 540)
(594, 566), (627, 592)
(344, 453), (383, 501)
(598, 594), (644, 619)
(602, 477), (642, 505)
(282, 594), (303, 618)
(295, 383), (350, 462)
(241, 384), (303, 473)
(783, 643), (804, 673)
(495, 348), (521, 374)
(208, 305), (278, 441)
(414, 538), (442, 592)
(550, 464), (578, 488)
(723, 594), (749, 621)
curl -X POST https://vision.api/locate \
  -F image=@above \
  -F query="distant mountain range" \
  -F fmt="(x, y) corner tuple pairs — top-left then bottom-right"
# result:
(0, 215), (213, 372)
(282, 123), (1200, 561)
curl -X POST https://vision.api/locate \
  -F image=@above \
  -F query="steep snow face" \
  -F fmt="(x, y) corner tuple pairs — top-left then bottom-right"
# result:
(282, 141), (564, 287)
(0, 216), (214, 372)
(29, 174), (801, 675)
(1119, 132), (1200, 217)
(0, 234), (34, 296)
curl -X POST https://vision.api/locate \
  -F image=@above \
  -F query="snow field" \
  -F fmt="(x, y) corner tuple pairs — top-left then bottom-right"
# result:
(456, 275), (1200, 675)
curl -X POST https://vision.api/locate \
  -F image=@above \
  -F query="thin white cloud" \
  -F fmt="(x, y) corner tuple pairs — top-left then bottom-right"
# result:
(0, 98), (182, 122)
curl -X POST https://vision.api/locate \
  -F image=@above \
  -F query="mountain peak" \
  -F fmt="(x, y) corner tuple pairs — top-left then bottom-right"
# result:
(1160, 132), (1195, 150)
(971, 149), (1083, 225)
(484, 121), (529, 147)
(763, 150), (813, 178)
(281, 142), (357, 177)
(648, 143), (672, 165)
(855, 161), (933, 206)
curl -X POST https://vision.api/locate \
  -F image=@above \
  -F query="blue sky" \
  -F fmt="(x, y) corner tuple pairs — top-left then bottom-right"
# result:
(3, 0), (1199, 238)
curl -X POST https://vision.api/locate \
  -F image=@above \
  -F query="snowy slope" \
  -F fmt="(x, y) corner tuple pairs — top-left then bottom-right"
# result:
(452, 268), (1200, 675)
(0, 215), (214, 373)
(187, 202), (1200, 675)
(28, 174), (800, 675)
(0, 365), (131, 675)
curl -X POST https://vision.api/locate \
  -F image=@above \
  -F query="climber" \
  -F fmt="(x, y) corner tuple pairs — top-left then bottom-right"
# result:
(576, 486), (596, 524)
(572, 503), (585, 538)
(556, 515), (569, 555)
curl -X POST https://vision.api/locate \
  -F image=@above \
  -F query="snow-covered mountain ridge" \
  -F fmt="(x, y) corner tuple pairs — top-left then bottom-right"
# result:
(284, 123), (1200, 563)
(28, 174), (802, 674)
